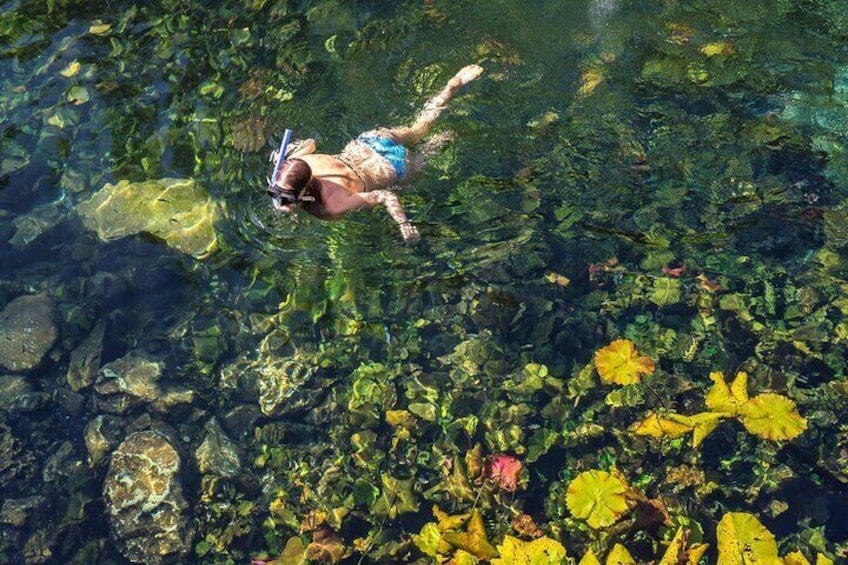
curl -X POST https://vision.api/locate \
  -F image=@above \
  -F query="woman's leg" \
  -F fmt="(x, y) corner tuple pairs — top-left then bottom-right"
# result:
(386, 64), (484, 146)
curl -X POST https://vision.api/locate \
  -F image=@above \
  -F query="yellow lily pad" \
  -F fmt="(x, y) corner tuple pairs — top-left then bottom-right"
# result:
(716, 512), (781, 565)
(491, 535), (567, 565)
(442, 509), (498, 560)
(783, 552), (811, 565)
(606, 543), (636, 565)
(632, 411), (725, 447)
(566, 470), (632, 529)
(578, 550), (603, 565)
(705, 371), (749, 416)
(685, 412), (726, 448)
(453, 549), (480, 565)
(739, 393), (807, 441)
(632, 412), (693, 439)
(594, 339), (655, 385)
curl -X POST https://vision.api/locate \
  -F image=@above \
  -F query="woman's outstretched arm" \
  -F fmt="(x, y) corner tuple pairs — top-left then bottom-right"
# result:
(326, 189), (419, 244)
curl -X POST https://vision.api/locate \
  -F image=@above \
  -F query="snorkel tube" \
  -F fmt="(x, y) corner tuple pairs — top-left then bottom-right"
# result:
(269, 128), (293, 187)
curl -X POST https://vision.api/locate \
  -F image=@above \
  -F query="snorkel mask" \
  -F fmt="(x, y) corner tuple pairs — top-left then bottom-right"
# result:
(266, 129), (316, 209)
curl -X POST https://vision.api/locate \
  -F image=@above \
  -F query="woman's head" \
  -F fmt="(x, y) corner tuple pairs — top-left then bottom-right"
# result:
(267, 158), (313, 211)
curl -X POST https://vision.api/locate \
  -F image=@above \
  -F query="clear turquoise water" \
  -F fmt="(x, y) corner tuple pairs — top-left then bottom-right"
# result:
(2, 0), (848, 563)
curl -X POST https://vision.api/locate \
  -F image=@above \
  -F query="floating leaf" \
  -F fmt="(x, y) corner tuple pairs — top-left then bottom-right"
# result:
(657, 527), (708, 565)
(578, 550), (602, 565)
(511, 514), (542, 538)
(60, 60), (81, 77)
(491, 535), (567, 565)
(716, 512), (781, 565)
(657, 528), (687, 565)
(258, 535), (308, 565)
(632, 412), (692, 439)
(304, 528), (345, 564)
(688, 544), (709, 565)
(433, 506), (470, 532)
(686, 412), (726, 448)
(606, 544), (636, 565)
(89, 22), (112, 34)
(783, 552), (811, 565)
(483, 454), (523, 492)
(413, 523), (450, 557)
(67, 85), (90, 105)
(594, 339), (655, 385)
(578, 70), (603, 97)
(372, 474), (419, 519)
(705, 371), (749, 416)
(739, 393), (807, 441)
(566, 470), (632, 529)
(546, 272), (571, 287)
(650, 277), (682, 306)
(452, 550), (481, 565)
(442, 509), (498, 560)
(701, 41), (735, 57)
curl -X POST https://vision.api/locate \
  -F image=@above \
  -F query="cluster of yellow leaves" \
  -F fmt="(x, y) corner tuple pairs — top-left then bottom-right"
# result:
(700, 40), (735, 57)
(578, 527), (707, 565)
(594, 339), (655, 385)
(414, 506), (568, 565)
(717, 512), (833, 565)
(633, 371), (807, 446)
(565, 469), (636, 529)
(411, 506), (836, 565)
(492, 536), (566, 565)
(413, 507), (497, 561)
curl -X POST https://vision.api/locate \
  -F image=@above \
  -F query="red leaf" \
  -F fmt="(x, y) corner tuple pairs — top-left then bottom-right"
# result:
(483, 454), (523, 492)
(662, 263), (687, 277)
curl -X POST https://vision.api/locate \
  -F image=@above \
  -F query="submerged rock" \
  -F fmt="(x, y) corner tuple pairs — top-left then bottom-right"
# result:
(0, 294), (58, 373)
(77, 177), (220, 259)
(196, 418), (241, 479)
(66, 320), (105, 392)
(103, 431), (189, 565)
(257, 358), (326, 417)
(0, 496), (45, 528)
(9, 202), (65, 249)
(95, 352), (165, 414)
(0, 420), (36, 493)
(0, 375), (50, 412)
(84, 415), (125, 467)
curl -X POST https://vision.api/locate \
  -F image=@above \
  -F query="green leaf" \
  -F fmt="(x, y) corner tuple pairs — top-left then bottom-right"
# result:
(650, 277), (681, 306)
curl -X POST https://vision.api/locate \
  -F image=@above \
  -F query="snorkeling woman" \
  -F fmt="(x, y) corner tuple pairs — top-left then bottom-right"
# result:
(265, 64), (484, 244)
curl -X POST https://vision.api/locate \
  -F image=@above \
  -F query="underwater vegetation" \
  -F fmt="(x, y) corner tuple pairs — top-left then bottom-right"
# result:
(2, 0), (848, 564)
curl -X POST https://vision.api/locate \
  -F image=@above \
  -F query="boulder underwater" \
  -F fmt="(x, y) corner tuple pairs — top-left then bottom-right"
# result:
(77, 178), (221, 259)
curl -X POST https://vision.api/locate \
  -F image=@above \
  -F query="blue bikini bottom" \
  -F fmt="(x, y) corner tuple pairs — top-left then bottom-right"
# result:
(356, 133), (407, 178)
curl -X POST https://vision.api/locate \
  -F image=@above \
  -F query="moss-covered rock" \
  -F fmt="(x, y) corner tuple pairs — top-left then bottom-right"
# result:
(103, 431), (189, 565)
(0, 294), (58, 374)
(77, 178), (221, 259)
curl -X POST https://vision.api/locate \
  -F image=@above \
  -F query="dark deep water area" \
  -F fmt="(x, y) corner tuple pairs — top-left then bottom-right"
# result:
(2, 0), (848, 563)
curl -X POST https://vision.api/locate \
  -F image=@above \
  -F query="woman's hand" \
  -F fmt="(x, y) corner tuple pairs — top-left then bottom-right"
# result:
(400, 221), (420, 245)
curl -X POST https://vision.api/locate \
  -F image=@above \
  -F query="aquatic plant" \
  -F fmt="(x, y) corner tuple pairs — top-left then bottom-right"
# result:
(633, 370), (808, 446)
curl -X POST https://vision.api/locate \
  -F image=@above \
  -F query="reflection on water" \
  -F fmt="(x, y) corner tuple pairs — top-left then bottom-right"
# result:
(2, 0), (848, 563)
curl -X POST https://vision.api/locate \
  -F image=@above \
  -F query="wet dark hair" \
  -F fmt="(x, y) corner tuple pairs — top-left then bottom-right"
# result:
(267, 158), (314, 204)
